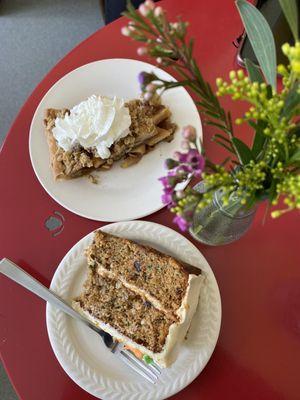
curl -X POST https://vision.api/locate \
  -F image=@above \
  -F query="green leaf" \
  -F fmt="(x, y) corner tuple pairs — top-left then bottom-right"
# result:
(252, 129), (267, 159)
(289, 125), (300, 137)
(212, 138), (236, 154)
(205, 120), (231, 133)
(278, 0), (299, 42)
(266, 84), (273, 99)
(281, 83), (300, 119)
(244, 58), (264, 83)
(232, 137), (254, 164)
(236, 0), (277, 90)
(187, 38), (194, 58)
(277, 143), (286, 160)
(288, 148), (300, 164)
(202, 110), (222, 119)
(131, 35), (148, 42)
(214, 133), (233, 145)
(268, 179), (278, 202)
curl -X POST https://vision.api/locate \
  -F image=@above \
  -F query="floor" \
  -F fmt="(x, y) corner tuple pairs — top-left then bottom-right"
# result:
(0, 1), (104, 398)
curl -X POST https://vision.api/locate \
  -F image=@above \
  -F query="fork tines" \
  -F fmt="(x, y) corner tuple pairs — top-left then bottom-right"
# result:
(113, 345), (161, 384)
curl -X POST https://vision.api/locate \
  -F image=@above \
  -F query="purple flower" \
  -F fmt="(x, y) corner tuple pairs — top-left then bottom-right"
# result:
(173, 215), (189, 231)
(158, 176), (169, 187)
(163, 185), (173, 195)
(162, 192), (173, 204)
(159, 171), (178, 188)
(177, 164), (192, 174)
(138, 71), (148, 86)
(138, 71), (155, 88)
(186, 149), (205, 174)
(174, 151), (188, 163)
(161, 184), (176, 204)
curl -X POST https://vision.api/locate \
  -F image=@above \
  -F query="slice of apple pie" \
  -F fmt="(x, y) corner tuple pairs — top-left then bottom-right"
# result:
(44, 95), (176, 180)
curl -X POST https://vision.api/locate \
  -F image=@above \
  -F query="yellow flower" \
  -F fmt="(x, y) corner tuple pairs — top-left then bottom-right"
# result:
(271, 210), (282, 218)
(282, 41), (300, 78)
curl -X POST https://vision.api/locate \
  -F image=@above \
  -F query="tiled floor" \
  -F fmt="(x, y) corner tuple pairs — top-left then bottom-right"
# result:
(0, 0), (104, 398)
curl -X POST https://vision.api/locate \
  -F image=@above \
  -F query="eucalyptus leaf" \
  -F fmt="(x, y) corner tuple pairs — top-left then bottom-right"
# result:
(232, 137), (254, 165)
(245, 58), (264, 83)
(278, 0), (299, 42)
(236, 0), (277, 90)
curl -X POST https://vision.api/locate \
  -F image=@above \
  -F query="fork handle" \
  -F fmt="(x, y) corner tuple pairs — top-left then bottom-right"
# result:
(0, 258), (113, 346)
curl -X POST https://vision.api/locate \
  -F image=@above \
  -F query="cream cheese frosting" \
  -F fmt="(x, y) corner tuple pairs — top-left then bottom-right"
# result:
(52, 95), (131, 159)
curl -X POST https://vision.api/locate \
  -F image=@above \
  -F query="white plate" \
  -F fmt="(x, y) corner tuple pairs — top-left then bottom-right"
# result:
(46, 220), (221, 400)
(29, 59), (202, 222)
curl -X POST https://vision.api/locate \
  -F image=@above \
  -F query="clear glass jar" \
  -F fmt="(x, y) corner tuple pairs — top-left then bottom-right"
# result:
(189, 182), (257, 246)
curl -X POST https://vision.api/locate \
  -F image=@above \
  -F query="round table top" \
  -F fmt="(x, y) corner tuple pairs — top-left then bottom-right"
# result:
(0, 1), (299, 399)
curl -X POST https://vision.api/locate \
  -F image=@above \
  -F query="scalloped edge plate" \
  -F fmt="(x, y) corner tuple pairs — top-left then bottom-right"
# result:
(46, 220), (221, 400)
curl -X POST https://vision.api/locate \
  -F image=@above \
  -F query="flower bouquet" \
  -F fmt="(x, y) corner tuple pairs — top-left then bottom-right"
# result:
(122, 0), (300, 245)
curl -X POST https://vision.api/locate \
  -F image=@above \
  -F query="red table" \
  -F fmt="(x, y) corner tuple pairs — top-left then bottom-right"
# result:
(0, 1), (299, 399)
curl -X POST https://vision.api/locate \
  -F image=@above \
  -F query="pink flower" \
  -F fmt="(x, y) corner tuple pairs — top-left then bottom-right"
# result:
(143, 91), (153, 101)
(182, 125), (197, 141)
(144, 0), (155, 9)
(139, 4), (149, 16)
(145, 83), (156, 92)
(137, 47), (148, 56)
(154, 6), (163, 17)
(121, 26), (131, 36)
(173, 215), (189, 231)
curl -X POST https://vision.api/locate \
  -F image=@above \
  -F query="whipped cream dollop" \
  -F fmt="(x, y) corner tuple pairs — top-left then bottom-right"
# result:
(52, 95), (132, 159)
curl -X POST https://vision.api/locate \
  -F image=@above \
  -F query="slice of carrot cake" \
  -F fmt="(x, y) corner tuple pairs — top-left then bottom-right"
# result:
(73, 231), (204, 367)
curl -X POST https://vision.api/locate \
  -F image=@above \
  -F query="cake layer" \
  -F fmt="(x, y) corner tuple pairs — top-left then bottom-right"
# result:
(86, 231), (201, 319)
(74, 269), (174, 353)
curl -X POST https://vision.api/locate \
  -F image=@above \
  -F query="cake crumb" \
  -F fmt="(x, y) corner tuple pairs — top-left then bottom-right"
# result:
(87, 174), (99, 184)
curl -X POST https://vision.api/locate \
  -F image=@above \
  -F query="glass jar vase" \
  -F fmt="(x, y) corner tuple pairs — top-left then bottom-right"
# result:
(189, 183), (257, 246)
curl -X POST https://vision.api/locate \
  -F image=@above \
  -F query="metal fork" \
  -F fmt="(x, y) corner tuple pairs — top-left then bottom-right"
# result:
(0, 258), (161, 383)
